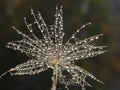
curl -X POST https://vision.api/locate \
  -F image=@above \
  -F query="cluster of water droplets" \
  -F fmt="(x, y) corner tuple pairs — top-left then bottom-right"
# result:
(0, 5), (107, 90)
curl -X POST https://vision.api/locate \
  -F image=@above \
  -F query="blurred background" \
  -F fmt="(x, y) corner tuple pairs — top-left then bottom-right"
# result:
(0, 0), (120, 90)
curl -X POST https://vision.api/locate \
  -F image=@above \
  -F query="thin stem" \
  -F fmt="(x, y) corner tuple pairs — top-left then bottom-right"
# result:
(51, 64), (58, 90)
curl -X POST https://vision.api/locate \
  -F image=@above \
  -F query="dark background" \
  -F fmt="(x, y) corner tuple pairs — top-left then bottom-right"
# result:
(0, 0), (120, 90)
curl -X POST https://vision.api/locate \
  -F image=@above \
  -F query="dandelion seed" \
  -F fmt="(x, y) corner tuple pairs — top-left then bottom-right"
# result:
(0, 5), (107, 90)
